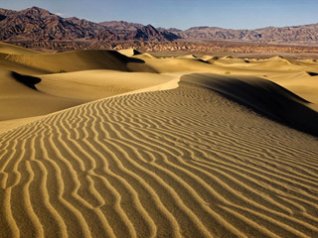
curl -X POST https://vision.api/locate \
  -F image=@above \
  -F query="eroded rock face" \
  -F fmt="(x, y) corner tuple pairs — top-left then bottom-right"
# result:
(1, 6), (318, 52)
(0, 7), (179, 46)
(100, 21), (180, 41)
(171, 25), (318, 45)
(0, 7), (117, 42)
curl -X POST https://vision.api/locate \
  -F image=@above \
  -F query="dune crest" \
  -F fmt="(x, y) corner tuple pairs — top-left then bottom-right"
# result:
(0, 42), (37, 55)
(181, 73), (318, 137)
(4, 50), (155, 73)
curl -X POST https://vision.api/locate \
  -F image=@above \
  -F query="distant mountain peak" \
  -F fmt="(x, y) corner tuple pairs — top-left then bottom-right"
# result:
(20, 6), (53, 15)
(26, 6), (47, 11)
(0, 6), (180, 48)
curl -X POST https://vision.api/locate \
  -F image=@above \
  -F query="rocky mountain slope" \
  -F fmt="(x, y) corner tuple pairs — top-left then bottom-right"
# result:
(100, 21), (179, 41)
(1, 6), (318, 51)
(0, 7), (179, 47)
(0, 7), (117, 42)
(175, 25), (318, 45)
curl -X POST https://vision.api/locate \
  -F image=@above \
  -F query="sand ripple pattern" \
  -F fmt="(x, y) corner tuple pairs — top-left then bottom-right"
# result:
(0, 84), (318, 238)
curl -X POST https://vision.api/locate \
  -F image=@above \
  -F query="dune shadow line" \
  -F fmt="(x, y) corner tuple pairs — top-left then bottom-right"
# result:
(181, 73), (318, 137)
(11, 71), (41, 90)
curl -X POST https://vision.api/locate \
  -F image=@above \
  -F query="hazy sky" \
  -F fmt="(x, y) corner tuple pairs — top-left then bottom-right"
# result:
(1, 0), (318, 29)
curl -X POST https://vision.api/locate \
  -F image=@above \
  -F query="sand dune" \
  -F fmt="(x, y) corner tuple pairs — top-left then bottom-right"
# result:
(0, 53), (47, 75)
(0, 69), (82, 121)
(37, 70), (177, 101)
(0, 42), (37, 55)
(136, 54), (318, 104)
(265, 71), (318, 107)
(1, 44), (318, 237)
(0, 77), (318, 238)
(181, 73), (318, 136)
(118, 48), (141, 57)
(0, 68), (175, 129)
(4, 50), (155, 73)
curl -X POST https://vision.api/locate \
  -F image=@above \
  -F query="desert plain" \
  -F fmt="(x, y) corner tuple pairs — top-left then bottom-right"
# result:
(0, 42), (318, 237)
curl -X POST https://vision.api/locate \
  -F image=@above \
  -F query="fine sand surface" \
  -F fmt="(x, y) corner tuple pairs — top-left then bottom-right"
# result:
(0, 43), (318, 238)
(0, 69), (84, 121)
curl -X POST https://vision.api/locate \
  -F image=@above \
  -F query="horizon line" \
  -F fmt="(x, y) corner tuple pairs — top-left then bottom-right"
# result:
(2, 5), (318, 31)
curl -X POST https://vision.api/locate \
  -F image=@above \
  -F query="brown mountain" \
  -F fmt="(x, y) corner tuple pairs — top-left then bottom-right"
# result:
(100, 21), (179, 41)
(0, 6), (318, 51)
(0, 7), (117, 42)
(0, 7), (179, 50)
(175, 24), (318, 45)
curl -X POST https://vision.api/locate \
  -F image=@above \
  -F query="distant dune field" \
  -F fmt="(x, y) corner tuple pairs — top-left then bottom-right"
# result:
(0, 43), (318, 238)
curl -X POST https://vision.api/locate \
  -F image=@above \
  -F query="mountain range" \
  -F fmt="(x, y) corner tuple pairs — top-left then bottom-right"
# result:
(1, 6), (318, 50)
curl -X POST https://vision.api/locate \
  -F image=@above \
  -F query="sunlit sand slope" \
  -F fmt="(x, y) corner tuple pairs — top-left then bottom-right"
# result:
(136, 54), (318, 105)
(0, 69), (83, 121)
(0, 68), (174, 122)
(38, 70), (177, 100)
(0, 78), (317, 238)
(0, 42), (38, 55)
(4, 50), (155, 73)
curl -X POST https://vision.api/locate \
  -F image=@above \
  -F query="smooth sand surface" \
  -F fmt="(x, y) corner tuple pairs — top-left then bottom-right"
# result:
(0, 44), (318, 237)
(0, 69), (83, 121)
(0, 42), (38, 55)
(38, 70), (177, 100)
(4, 50), (156, 73)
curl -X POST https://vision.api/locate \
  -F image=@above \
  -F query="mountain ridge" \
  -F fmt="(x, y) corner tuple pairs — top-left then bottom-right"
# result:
(1, 6), (318, 51)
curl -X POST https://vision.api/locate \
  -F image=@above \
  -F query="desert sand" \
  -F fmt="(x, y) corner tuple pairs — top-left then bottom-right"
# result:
(0, 43), (318, 238)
